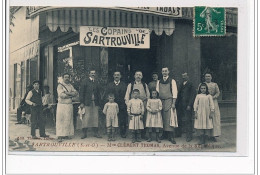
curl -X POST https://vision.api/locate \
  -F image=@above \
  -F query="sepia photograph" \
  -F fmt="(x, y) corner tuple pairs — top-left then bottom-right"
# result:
(8, 6), (238, 152)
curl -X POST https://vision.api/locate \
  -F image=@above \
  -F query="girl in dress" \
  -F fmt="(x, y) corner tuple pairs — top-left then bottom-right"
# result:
(127, 89), (145, 143)
(146, 89), (163, 143)
(194, 83), (215, 145)
(103, 93), (119, 141)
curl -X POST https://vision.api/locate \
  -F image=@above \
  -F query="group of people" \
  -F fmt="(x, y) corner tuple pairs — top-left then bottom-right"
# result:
(21, 66), (221, 145)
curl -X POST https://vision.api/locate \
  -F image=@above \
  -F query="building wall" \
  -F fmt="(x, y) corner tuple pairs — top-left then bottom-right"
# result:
(9, 7), (40, 111)
(158, 20), (201, 88)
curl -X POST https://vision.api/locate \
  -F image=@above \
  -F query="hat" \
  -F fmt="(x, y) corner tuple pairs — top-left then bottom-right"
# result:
(32, 80), (40, 85)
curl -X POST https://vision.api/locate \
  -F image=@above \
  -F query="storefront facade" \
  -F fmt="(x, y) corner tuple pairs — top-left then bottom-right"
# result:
(9, 7), (237, 122)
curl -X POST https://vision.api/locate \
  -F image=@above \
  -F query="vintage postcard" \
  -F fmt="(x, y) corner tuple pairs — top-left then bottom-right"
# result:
(8, 6), (237, 153)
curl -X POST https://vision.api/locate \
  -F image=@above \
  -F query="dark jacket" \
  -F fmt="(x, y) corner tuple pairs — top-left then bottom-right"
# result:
(105, 81), (127, 109)
(80, 78), (101, 106)
(30, 89), (42, 106)
(176, 81), (196, 108)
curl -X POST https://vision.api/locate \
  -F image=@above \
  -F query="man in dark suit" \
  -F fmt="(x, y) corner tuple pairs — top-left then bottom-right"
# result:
(105, 71), (127, 138)
(80, 69), (102, 139)
(176, 73), (196, 142)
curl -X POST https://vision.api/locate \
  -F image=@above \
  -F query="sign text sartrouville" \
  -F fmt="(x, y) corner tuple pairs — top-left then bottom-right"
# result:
(80, 26), (150, 49)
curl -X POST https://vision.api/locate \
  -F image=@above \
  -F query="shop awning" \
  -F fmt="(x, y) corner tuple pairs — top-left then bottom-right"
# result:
(10, 40), (40, 64)
(45, 8), (175, 36)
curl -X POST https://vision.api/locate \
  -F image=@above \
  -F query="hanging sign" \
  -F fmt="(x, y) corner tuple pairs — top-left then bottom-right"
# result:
(80, 26), (150, 49)
(136, 7), (182, 17)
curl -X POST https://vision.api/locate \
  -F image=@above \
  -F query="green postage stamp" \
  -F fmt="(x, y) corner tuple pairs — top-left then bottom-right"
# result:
(194, 6), (226, 36)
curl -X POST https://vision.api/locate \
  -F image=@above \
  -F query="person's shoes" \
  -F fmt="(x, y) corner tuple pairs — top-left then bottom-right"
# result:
(168, 135), (172, 141)
(186, 136), (192, 142)
(141, 134), (147, 140)
(211, 137), (217, 142)
(160, 132), (167, 140)
(40, 134), (49, 138)
(202, 135), (206, 144)
(170, 138), (176, 144)
(156, 137), (161, 143)
(132, 138), (136, 143)
(131, 133), (136, 143)
(94, 134), (102, 138)
(32, 136), (39, 139)
(64, 136), (72, 140)
(198, 136), (204, 145)
(156, 133), (161, 143)
(136, 134), (142, 142)
(81, 134), (87, 139)
(121, 134), (127, 138)
(111, 137), (116, 141)
(15, 121), (23, 125)
(147, 132), (152, 142)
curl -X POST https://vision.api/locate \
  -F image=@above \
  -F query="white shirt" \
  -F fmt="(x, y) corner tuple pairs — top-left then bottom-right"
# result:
(89, 77), (94, 82)
(183, 81), (187, 85)
(124, 81), (150, 105)
(114, 80), (120, 86)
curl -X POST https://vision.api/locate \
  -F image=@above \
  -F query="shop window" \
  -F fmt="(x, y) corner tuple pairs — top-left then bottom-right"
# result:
(26, 59), (30, 85)
(20, 61), (26, 97)
(13, 63), (21, 109)
(201, 35), (237, 101)
(55, 41), (97, 91)
(40, 46), (49, 86)
(29, 56), (38, 83)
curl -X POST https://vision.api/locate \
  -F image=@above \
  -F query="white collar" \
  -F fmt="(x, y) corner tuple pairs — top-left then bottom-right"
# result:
(163, 76), (169, 81)
(135, 81), (142, 84)
(114, 80), (120, 85)
(89, 77), (94, 81)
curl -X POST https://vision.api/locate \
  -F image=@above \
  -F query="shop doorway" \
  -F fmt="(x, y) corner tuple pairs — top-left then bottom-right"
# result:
(108, 45), (158, 84)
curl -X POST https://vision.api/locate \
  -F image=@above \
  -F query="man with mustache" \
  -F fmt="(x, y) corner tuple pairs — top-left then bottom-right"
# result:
(125, 70), (150, 139)
(105, 71), (127, 138)
(156, 67), (178, 144)
(80, 69), (102, 139)
(176, 72), (196, 142)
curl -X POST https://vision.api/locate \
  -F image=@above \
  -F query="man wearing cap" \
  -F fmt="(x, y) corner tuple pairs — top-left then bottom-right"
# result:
(176, 73), (196, 142)
(25, 80), (49, 139)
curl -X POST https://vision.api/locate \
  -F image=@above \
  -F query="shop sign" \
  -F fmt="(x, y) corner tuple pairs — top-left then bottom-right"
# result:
(135, 7), (182, 17)
(58, 41), (79, 52)
(80, 26), (150, 49)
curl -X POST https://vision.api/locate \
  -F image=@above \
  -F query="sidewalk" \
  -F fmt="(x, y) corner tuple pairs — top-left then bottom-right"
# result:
(8, 114), (236, 152)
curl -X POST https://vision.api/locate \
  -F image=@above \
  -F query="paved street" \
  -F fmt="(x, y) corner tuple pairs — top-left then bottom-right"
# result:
(8, 114), (236, 152)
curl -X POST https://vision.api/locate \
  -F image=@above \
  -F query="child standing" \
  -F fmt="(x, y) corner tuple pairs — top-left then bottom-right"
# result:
(127, 89), (145, 143)
(146, 90), (163, 143)
(193, 83), (215, 145)
(103, 93), (119, 141)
